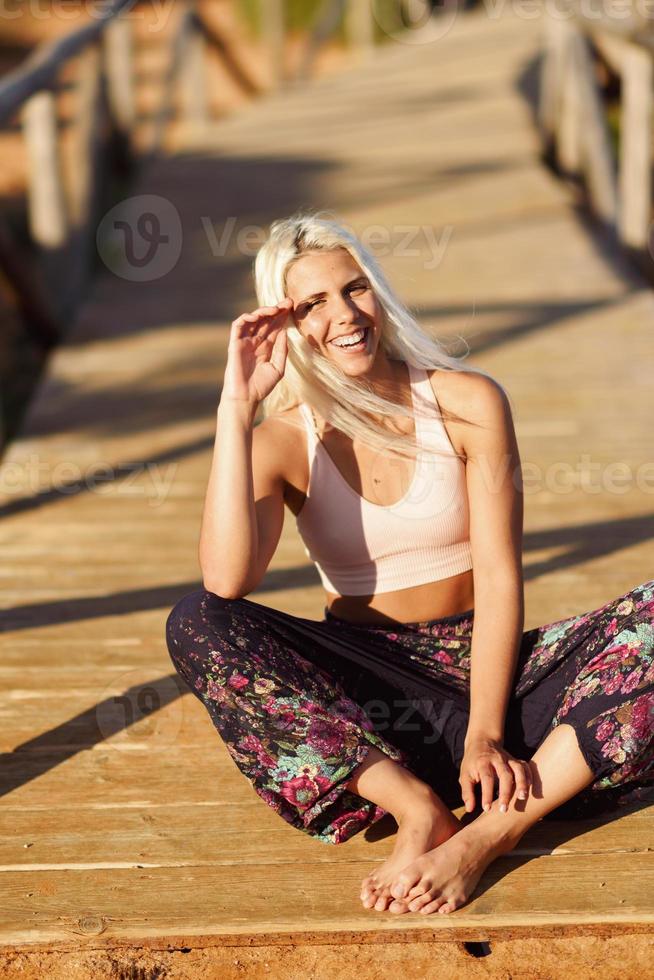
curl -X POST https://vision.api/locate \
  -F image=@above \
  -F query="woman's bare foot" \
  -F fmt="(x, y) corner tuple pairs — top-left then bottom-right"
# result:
(386, 813), (516, 915)
(360, 788), (461, 912)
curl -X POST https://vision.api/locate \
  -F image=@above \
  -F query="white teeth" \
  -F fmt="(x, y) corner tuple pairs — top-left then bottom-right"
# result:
(332, 328), (366, 348)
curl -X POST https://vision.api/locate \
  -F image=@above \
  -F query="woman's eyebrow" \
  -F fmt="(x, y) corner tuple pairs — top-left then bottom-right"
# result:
(299, 276), (369, 306)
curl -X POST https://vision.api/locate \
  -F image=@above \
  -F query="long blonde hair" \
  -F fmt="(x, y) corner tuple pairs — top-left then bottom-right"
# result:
(253, 208), (496, 461)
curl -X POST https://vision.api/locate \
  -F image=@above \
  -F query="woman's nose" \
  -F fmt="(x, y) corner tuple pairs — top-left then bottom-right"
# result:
(332, 294), (357, 324)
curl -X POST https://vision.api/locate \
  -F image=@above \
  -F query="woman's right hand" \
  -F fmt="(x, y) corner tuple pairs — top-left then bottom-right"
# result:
(221, 297), (294, 405)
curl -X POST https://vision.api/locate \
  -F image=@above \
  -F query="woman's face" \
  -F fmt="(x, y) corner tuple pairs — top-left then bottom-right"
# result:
(285, 248), (383, 375)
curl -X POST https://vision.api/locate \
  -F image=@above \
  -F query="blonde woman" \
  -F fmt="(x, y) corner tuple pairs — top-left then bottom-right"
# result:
(166, 210), (653, 916)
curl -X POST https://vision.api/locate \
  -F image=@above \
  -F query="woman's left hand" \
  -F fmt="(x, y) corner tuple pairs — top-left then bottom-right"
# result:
(459, 735), (532, 813)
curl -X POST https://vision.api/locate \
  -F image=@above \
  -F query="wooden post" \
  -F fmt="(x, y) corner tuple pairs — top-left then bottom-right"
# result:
(556, 22), (583, 175)
(618, 41), (653, 250)
(261, 0), (285, 87)
(104, 14), (135, 136)
(20, 90), (68, 249)
(346, 0), (375, 61)
(179, 21), (210, 137)
(67, 42), (103, 228)
(571, 30), (618, 225)
(539, 15), (567, 143)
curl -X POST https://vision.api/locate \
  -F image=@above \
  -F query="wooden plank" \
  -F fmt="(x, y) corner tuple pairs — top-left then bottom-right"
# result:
(0, 802), (651, 870)
(0, 3), (652, 957)
(1, 854), (653, 947)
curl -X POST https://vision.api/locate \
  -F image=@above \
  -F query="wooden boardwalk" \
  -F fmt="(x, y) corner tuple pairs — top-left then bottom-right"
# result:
(1, 6), (653, 976)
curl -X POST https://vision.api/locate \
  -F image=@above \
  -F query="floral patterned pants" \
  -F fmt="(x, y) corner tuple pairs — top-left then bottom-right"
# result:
(165, 579), (654, 844)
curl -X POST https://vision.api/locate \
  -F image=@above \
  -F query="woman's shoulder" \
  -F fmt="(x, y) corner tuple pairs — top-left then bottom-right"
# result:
(424, 367), (512, 457)
(426, 366), (510, 419)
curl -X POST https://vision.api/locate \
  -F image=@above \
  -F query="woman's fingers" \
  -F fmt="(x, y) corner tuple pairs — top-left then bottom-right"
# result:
(479, 765), (496, 812)
(268, 325), (288, 376)
(459, 773), (477, 813)
(496, 761), (516, 812)
(509, 760), (531, 802)
(231, 301), (293, 341)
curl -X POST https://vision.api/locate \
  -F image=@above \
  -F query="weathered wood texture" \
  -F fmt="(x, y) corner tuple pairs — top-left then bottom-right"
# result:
(0, 5), (652, 974)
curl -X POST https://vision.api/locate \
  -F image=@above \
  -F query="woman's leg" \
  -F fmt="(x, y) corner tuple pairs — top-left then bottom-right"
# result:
(165, 589), (437, 845)
(383, 578), (654, 913)
(345, 745), (461, 911)
(386, 721), (595, 914)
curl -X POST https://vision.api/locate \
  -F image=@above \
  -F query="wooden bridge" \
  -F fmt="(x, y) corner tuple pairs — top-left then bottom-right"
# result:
(1, 2), (653, 976)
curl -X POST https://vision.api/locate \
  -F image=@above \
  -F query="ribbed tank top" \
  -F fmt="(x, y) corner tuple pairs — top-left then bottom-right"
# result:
(295, 362), (473, 595)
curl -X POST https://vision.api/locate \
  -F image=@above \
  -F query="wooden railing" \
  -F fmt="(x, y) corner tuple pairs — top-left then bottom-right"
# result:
(0, 0), (382, 358)
(539, 3), (654, 275)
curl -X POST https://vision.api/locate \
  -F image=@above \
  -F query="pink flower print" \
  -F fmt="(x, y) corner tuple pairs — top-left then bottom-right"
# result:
(601, 672), (624, 696)
(621, 670), (643, 695)
(254, 678), (276, 695)
(227, 672), (249, 690)
(331, 808), (370, 843)
(595, 717), (615, 742)
(274, 708), (298, 731)
(601, 736), (626, 765)
(240, 734), (264, 753)
(432, 650), (454, 666)
(306, 718), (342, 757)
(280, 774), (331, 810)
(630, 696), (653, 740)
(194, 676), (205, 692)
(206, 677), (227, 701)
(605, 618), (618, 637)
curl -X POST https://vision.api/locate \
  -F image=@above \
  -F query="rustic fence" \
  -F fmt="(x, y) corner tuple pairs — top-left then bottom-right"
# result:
(0, 0), (383, 448)
(539, 2), (654, 277)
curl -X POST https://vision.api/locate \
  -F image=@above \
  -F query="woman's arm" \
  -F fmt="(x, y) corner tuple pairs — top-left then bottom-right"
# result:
(199, 300), (292, 598)
(457, 374), (530, 812)
(199, 402), (286, 598)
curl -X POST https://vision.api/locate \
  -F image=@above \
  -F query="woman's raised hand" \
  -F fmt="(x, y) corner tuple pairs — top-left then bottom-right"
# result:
(222, 297), (294, 405)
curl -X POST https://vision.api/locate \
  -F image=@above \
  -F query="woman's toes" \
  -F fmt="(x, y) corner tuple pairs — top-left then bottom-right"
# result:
(390, 872), (421, 901)
(361, 890), (377, 909)
(419, 896), (449, 915)
(388, 898), (410, 915)
(408, 891), (438, 912)
(373, 892), (392, 912)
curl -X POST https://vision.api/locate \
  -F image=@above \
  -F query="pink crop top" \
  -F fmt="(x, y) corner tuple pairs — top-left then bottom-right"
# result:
(295, 362), (473, 595)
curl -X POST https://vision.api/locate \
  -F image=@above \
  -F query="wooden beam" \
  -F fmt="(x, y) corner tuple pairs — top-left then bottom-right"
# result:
(261, 0), (285, 87)
(571, 30), (618, 224)
(0, 0), (141, 127)
(618, 41), (653, 249)
(346, 0), (375, 60)
(103, 14), (136, 136)
(20, 91), (68, 249)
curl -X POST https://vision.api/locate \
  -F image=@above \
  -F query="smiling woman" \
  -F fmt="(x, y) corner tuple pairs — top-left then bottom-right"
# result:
(165, 209), (654, 920)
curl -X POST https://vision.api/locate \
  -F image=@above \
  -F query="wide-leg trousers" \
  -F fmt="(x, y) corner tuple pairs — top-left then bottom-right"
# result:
(165, 579), (654, 844)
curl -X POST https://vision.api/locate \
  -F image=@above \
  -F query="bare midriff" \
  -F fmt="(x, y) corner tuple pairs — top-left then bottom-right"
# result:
(323, 568), (475, 626)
